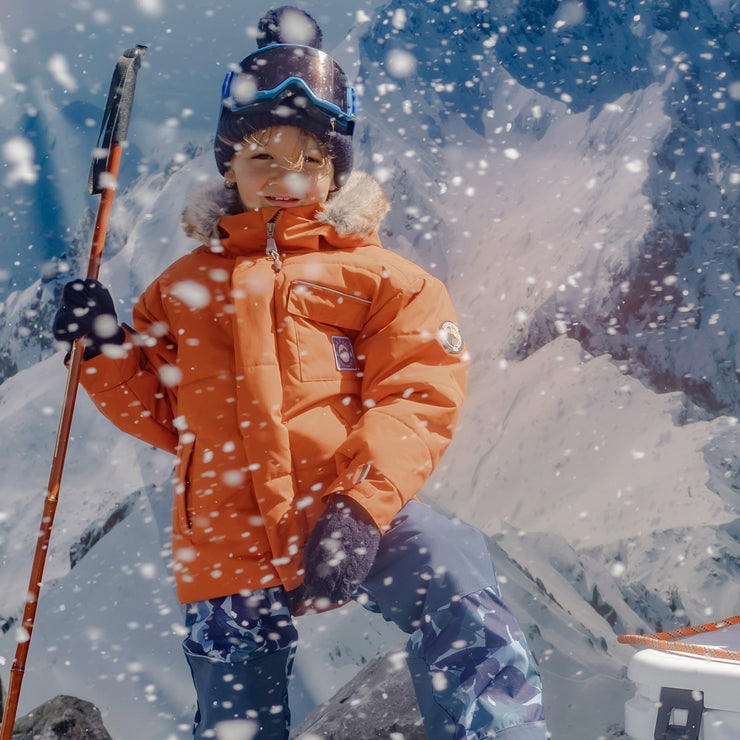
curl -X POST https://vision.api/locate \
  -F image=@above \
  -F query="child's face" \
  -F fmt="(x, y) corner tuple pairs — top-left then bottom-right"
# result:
(225, 126), (334, 210)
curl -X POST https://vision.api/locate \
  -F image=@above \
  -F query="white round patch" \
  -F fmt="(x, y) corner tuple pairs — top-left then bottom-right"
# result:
(438, 320), (464, 354)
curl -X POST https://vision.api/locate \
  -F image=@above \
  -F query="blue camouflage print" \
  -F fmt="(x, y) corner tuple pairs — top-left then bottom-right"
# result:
(184, 587), (297, 664)
(407, 587), (545, 738)
(356, 501), (546, 738)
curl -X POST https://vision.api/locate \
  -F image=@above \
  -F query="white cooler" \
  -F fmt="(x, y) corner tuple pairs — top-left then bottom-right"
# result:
(625, 623), (740, 739)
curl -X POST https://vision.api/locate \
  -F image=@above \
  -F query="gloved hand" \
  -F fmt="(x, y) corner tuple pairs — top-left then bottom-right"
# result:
(302, 495), (381, 604)
(53, 278), (125, 360)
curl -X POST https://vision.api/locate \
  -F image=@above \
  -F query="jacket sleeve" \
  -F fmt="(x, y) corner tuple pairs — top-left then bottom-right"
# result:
(327, 273), (468, 531)
(78, 281), (179, 454)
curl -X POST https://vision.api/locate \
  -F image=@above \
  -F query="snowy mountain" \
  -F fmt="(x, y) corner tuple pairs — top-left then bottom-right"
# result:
(1, 1), (740, 738)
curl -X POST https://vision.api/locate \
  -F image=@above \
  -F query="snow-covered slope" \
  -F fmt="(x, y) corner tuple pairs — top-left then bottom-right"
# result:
(1, 1), (740, 738)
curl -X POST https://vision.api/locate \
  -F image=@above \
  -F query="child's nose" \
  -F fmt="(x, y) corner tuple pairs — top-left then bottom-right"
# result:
(281, 171), (311, 197)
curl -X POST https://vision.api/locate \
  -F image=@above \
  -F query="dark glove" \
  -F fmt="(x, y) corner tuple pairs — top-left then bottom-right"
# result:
(302, 496), (381, 604)
(53, 279), (125, 359)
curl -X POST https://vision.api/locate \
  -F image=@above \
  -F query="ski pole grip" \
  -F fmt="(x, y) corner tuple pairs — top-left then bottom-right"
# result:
(89, 44), (147, 195)
(110, 45), (147, 144)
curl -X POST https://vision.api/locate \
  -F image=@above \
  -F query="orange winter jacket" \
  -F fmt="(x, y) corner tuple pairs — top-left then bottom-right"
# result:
(80, 171), (468, 604)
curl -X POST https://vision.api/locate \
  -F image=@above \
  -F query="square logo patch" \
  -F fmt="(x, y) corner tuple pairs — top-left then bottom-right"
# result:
(331, 335), (358, 371)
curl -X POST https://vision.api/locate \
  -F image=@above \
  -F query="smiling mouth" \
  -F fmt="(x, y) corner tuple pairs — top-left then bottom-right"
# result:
(265, 195), (300, 202)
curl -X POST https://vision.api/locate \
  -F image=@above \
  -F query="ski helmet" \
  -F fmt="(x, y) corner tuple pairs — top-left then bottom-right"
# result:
(214, 6), (356, 187)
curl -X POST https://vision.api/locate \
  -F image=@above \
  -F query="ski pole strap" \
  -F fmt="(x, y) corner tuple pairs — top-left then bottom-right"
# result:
(619, 613), (740, 662)
(88, 44), (147, 195)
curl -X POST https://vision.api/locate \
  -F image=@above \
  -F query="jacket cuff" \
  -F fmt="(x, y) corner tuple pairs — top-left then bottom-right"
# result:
(76, 327), (140, 393)
(325, 466), (406, 533)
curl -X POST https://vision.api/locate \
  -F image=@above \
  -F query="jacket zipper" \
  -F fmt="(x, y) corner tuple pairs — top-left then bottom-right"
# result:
(266, 216), (282, 272)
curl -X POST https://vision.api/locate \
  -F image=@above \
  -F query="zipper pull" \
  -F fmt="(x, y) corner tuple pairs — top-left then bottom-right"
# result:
(266, 219), (281, 272)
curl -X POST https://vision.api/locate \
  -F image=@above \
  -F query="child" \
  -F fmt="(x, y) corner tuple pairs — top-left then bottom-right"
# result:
(53, 7), (548, 739)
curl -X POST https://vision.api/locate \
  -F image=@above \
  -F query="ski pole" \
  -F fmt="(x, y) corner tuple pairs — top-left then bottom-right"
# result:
(0, 44), (147, 740)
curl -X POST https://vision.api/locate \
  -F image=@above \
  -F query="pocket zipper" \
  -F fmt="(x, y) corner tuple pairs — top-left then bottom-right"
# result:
(292, 280), (372, 304)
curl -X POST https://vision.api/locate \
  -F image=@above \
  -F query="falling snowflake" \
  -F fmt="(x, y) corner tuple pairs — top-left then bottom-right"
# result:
(170, 280), (211, 308)
(47, 53), (78, 91)
(2, 137), (37, 185)
(385, 49), (417, 79)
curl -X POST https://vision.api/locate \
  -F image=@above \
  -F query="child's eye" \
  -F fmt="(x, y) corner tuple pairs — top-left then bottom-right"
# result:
(251, 152), (273, 160)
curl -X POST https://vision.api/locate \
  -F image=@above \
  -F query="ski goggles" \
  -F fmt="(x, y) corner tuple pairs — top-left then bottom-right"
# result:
(220, 44), (357, 134)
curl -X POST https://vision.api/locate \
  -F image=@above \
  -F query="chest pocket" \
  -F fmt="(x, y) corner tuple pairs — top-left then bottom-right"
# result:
(287, 280), (371, 381)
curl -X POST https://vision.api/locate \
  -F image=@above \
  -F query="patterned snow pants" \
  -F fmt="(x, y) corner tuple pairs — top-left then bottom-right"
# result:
(183, 501), (547, 739)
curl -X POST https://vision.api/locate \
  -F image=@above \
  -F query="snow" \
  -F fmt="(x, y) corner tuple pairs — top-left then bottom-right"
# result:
(1, 0), (740, 739)
(440, 338), (735, 545)
(0, 354), (174, 618)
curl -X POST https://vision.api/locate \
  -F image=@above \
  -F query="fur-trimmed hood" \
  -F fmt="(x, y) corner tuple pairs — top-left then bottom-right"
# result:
(181, 170), (390, 246)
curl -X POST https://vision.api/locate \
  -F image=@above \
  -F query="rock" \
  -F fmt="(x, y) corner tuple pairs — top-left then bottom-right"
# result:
(291, 647), (427, 739)
(12, 695), (112, 740)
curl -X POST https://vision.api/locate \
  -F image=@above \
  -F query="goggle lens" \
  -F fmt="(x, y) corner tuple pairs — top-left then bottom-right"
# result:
(221, 44), (356, 130)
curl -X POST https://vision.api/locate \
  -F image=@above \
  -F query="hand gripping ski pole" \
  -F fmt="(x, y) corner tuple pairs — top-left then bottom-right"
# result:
(0, 44), (147, 740)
